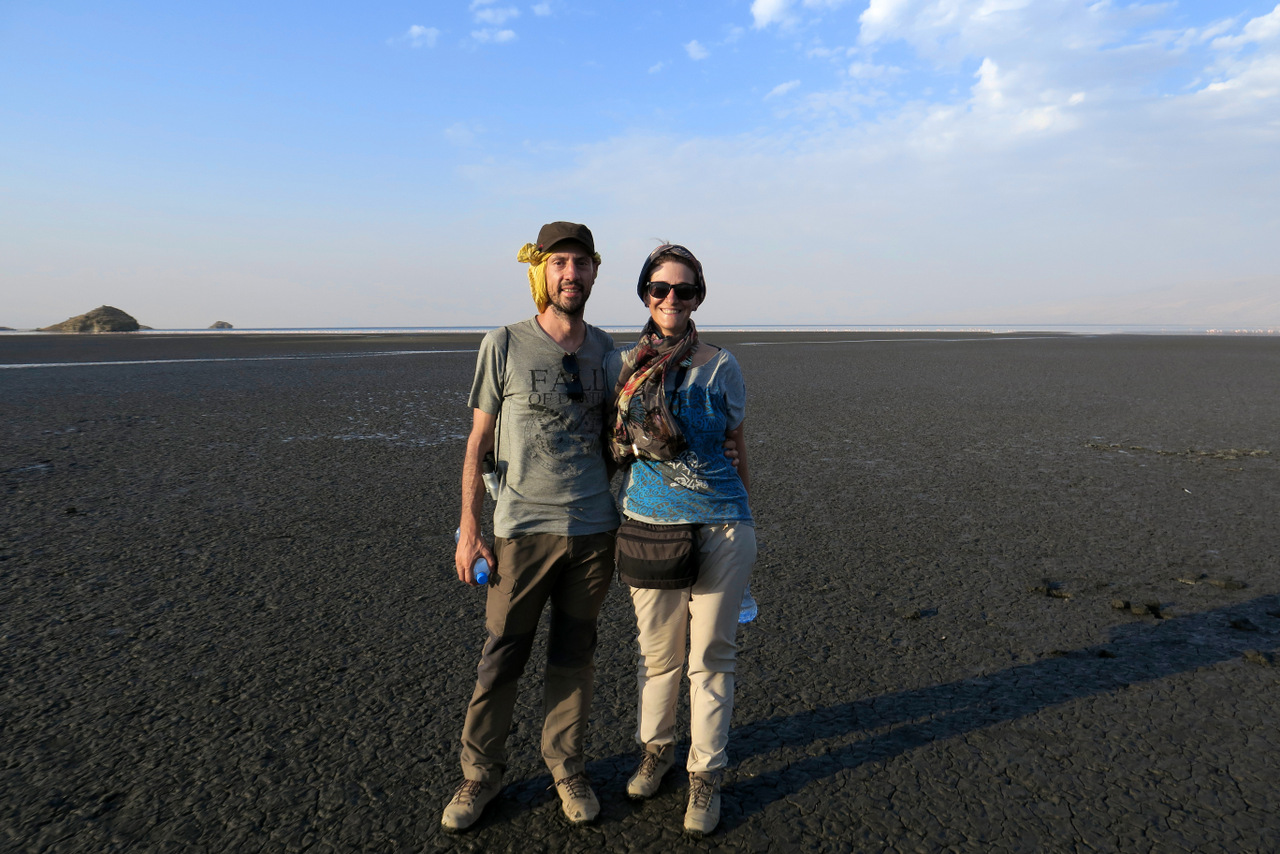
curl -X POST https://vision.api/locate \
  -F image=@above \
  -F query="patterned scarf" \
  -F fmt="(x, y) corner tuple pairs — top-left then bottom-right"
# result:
(609, 319), (699, 463)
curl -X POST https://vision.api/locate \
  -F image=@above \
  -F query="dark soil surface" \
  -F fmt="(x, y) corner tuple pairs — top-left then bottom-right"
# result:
(3, 331), (1278, 853)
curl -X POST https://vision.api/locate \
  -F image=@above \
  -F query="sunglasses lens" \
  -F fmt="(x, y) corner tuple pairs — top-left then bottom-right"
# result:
(647, 282), (697, 301)
(562, 353), (584, 400)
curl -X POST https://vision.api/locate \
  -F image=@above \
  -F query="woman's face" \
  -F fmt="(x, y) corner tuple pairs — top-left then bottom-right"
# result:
(645, 260), (701, 338)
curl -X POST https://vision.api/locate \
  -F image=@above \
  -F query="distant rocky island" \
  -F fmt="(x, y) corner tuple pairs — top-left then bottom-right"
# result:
(39, 306), (144, 333)
(23, 309), (237, 331)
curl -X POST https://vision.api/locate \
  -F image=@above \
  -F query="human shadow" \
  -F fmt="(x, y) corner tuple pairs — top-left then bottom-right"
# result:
(471, 596), (1277, 835)
(718, 594), (1280, 828)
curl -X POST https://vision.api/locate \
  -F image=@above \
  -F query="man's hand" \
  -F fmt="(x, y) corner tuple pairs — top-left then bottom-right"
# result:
(457, 408), (498, 586)
(726, 423), (750, 492)
(455, 531), (496, 587)
(722, 435), (740, 469)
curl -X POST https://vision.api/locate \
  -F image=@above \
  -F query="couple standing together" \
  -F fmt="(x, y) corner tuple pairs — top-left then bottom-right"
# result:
(446, 222), (757, 837)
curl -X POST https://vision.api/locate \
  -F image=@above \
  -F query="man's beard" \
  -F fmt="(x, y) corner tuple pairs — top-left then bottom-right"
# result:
(550, 285), (588, 317)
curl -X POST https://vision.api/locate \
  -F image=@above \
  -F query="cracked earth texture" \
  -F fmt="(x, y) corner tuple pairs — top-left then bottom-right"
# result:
(3, 331), (1278, 853)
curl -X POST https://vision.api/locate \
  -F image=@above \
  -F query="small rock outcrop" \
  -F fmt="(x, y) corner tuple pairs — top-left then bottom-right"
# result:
(39, 306), (141, 333)
(209, 321), (234, 329)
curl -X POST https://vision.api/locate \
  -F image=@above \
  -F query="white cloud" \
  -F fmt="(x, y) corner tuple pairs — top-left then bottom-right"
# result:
(752, 0), (794, 29)
(753, 0), (854, 28)
(685, 39), (709, 60)
(824, 0), (1229, 142)
(532, 3), (552, 16)
(855, 0), (1143, 60)
(649, 61), (666, 74)
(803, 0), (857, 10)
(474, 6), (520, 26)
(807, 45), (843, 59)
(735, 0), (1267, 172)
(1168, 18), (1239, 51)
(20, 0), (1280, 329)
(393, 25), (440, 48)
(499, 76), (1280, 324)
(1198, 51), (1280, 109)
(971, 56), (1002, 105)
(847, 60), (895, 79)
(444, 123), (482, 146)
(1212, 4), (1280, 49)
(1193, 5), (1280, 115)
(465, 0), (519, 43)
(472, 28), (517, 43)
(766, 80), (802, 98)
(959, 56), (1084, 137)
(859, 0), (946, 46)
(795, 86), (882, 117)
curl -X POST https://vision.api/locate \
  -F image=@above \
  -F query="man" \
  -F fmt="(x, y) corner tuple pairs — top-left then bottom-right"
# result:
(443, 222), (619, 832)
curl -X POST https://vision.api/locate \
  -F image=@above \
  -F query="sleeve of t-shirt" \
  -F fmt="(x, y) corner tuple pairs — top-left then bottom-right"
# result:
(603, 347), (622, 399)
(467, 328), (506, 414)
(721, 351), (747, 431)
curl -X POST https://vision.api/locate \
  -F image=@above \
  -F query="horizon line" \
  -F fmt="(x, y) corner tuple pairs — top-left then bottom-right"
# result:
(5, 323), (1280, 336)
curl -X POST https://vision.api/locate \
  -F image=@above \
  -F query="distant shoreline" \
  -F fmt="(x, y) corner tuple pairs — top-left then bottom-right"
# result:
(6, 326), (1280, 370)
(3, 323), (1278, 336)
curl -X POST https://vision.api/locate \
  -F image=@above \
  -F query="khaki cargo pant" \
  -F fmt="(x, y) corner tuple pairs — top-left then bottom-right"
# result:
(458, 530), (614, 784)
(629, 522), (756, 773)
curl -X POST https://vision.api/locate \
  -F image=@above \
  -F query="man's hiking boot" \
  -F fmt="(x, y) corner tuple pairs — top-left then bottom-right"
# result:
(554, 772), (600, 825)
(441, 778), (501, 832)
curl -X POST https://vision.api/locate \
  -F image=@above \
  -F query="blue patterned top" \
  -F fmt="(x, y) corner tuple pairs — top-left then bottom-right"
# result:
(605, 345), (754, 525)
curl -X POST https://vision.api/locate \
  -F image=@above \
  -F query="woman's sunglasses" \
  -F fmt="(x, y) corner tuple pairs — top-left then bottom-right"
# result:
(646, 281), (699, 302)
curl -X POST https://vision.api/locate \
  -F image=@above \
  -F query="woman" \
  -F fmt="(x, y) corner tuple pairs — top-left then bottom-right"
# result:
(605, 243), (756, 837)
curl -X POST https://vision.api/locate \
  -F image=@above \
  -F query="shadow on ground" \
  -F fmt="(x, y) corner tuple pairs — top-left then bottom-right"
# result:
(704, 594), (1280, 829)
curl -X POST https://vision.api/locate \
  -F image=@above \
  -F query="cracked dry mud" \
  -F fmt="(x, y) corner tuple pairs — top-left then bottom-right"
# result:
(3, 331), (1279, 853)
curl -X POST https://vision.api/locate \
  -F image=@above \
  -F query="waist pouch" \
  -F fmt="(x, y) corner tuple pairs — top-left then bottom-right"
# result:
(616, 518), (699, 589)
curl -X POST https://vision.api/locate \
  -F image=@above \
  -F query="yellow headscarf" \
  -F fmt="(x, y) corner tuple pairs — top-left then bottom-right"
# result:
(517, 243), (602, 312)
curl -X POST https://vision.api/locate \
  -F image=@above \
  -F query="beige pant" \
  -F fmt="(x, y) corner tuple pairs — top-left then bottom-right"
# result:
(629, 522), (756, 773)
(459, 530), (615, 783)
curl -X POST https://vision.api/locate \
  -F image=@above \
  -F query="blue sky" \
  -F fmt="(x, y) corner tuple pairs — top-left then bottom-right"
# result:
(3, 0), (1278, 329)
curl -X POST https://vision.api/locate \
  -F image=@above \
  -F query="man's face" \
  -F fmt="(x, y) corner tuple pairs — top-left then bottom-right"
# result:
(544, 241), (597, 317)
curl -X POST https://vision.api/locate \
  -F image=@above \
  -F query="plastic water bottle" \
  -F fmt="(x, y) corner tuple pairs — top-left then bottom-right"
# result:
(481, 452), (501, 501)
(738, 584), (758, 624)
(454, 528), (490, 586)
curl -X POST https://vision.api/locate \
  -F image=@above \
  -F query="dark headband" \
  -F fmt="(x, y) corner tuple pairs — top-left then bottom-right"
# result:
(635, 243), (706, 303)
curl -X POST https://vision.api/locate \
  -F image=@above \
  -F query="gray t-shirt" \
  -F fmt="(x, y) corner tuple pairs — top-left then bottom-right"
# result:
(468, 317), (620, 538)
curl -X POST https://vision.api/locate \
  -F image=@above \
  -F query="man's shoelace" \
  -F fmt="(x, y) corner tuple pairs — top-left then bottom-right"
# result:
(451, 780), (484, 805)
(556, 773), (591, 798)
